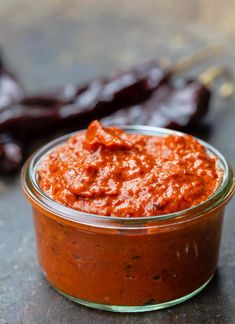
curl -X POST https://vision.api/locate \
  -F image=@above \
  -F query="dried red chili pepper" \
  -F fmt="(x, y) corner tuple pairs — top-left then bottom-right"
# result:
(102, 79), (211, 129)
(0, 61), (170, 135)
(0, 133), (24, 172)
(0, 52), (25, 172)
(0, 52), (24, 109)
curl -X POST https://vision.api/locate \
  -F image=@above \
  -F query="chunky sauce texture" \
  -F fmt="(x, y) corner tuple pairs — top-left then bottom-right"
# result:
(38, 120), (219, 217)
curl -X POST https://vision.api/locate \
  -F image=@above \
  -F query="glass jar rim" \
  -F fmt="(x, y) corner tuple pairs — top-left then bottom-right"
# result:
(21, 125), (235, 229)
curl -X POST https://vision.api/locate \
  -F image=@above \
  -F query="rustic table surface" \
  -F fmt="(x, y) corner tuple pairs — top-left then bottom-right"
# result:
(0, 1), (235, 323)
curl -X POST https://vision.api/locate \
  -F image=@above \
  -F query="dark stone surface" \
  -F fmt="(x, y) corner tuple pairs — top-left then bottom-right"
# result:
(0, 2), (235, 323)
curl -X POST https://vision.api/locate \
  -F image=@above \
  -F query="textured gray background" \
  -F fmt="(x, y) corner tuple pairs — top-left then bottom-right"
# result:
(0, 1), (235, 323)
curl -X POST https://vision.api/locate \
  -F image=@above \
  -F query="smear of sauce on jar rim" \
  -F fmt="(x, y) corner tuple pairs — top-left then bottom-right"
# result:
(37, 120), (220, 217)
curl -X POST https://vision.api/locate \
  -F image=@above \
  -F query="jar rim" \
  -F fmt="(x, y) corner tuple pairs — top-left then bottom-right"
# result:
(21, 125), (235, 228)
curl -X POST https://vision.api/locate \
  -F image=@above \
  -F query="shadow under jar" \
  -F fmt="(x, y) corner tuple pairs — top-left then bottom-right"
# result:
(21, 126), (234, 312)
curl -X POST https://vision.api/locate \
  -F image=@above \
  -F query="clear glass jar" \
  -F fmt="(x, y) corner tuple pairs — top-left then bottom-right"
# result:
(21, 126), (234, 312)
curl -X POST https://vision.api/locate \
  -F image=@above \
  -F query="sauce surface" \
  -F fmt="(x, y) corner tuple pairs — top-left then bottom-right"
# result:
(38, 120), (219, 217)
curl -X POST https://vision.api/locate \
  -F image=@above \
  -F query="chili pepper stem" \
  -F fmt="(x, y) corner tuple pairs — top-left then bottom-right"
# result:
(168, 45), (223, 75)
(199, 65), (234, 97)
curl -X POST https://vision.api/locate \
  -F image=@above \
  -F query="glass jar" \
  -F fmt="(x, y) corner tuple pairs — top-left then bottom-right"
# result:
(21, 126), (234, 312)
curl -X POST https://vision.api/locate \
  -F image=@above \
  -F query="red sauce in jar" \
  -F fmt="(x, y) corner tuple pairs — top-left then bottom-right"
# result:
(38, 120), (219, 217)
(26, 120), (230, 308)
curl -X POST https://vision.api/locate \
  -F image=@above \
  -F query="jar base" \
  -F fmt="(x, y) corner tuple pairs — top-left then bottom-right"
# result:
(53, 275), (213, 313)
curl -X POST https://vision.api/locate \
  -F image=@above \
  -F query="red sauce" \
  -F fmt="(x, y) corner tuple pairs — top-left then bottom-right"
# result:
(25, 120), (230, 308)
(38, 120), (219, 217)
